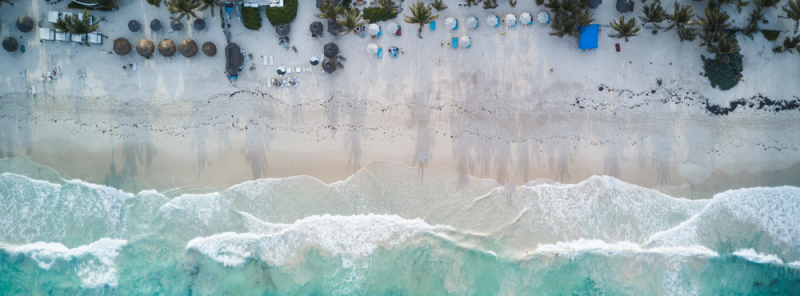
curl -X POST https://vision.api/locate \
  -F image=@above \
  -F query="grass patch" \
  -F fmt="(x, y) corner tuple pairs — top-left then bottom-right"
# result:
(702, 53), (743, 91)
(66, 2), (113, 11)
(264, 0), (298, 26)
(242, 7), (262, 30)
(363, 7), (398, 23)
(761, 30), (780, 41)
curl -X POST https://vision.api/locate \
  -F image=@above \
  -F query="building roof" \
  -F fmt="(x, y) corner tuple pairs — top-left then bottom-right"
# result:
(226, 43), (244, 78)
(579, 24), (599, 50)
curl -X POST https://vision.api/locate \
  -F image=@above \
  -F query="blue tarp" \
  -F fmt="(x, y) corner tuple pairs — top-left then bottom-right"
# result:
(578, 24), (599, 50)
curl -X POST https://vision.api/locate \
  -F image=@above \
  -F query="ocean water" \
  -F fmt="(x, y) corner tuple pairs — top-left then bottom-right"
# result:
(1, 158), (799, 295)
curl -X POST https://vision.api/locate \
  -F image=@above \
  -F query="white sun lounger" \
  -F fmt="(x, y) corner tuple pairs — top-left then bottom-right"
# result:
(263, 55), (268, 66)
(287, 67), (292, 74)
(295, 67), (301, 73)
(269, 56), (274, 65)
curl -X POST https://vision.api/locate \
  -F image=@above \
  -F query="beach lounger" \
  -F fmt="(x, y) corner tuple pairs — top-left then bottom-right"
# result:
(39, 28), (55, 41)
(397, 25), (402, 36)
(430, 21), (436, 31)
(377, 47), (383, 58)
(452, 38), (458, 48)
(263, 56), (268, 65)
(293, 77), (298, 86)
(287, 68), (292, 74)
(389, 47), (398, 58)
(269, 56), (274, 65)
(268, 79), (272, 88)
(295, 67), (301, 73)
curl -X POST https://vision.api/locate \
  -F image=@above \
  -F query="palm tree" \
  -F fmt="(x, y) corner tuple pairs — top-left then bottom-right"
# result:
(54, 10), (101, 46)
(432, 0), (448, 11)
(147, 0), (162, 7)
(549, 14), (578, 38)
(753, 0), (780, 8)
(745, 7), (764, 38)
(610, 15), (641, 41)
(466, 0), (482, 7)
(166, 0), (201, 21)
(640, 1), (666, 29)
(200, 0), (221, 17)
(780, 35), (800, 53)
(317, 1), (343, 20)
(695, 7), (732, 33)
(336, 8), (367, 35)
(573, 7), (594, 28)
(94, 0), (117, 10)
(665, 2), (695, 31)
(707, 35), (740, 62)
(404, 1), (438, 38)
(0, 0), (13, 6)
(785, 0), (800, 33)
(677, 25), (698, 41)
(378, 0), (398, 13)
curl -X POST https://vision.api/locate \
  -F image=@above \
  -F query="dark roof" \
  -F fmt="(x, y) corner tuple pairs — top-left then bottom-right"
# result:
(150, 19), (162, 32)
(202, 42), (217, 56)
(171, 19), (183, 31)
(129, 20), (142, 32)
(3, 37), (18, 52)
(276, 24), (291, 36)
(193, 19), (206, 31)
(616, 0), (633, 13)
(316, 0), (341, 8)
(324, 42), (339, 58)
(588, 0), (602, 9)
(310, 22), (323, 35)
(17, 16), (34, 33)
(226, 43), (244, 77)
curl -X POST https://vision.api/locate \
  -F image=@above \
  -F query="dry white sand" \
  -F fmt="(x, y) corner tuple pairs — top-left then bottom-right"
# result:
(1, 0), (799, 198)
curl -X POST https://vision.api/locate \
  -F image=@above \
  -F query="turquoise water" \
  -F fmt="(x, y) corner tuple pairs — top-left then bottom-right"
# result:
(1, 158), (799, 295)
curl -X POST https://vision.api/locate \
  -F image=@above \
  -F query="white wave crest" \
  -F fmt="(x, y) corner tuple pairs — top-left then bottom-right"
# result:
(732, 248), (784, 265)
(1, 238), (127, 288)
(186, 214), (452, 267)
(532, 238), (718, 258)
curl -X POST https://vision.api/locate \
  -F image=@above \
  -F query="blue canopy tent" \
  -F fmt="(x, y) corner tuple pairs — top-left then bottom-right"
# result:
(578, 24), (599, 50)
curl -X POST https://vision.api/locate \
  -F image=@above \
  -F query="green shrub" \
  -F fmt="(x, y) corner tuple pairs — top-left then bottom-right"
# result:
(264, 0), (298, 26)
(341, 0), (353, 9)
(762, 30), (780, 41)
(702, 53), (743, 91)
(67, 1), (113, 11)
(363, 7), (398, 23)
(242, 7), (262, 30)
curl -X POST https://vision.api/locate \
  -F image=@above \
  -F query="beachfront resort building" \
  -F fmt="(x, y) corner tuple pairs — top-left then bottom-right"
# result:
(224, 0), (284, 8)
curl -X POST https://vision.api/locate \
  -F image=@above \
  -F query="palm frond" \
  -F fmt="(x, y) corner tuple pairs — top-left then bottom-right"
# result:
(609, 15), (641, 41)
(404, 1), (437, 38)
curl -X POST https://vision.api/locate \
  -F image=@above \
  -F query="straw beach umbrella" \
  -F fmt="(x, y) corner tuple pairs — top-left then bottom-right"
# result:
(366, 43), (378, 55)
(322, 57), (336, 73)
(128, 20), (142, 32)
(193, 19), (206, 31)
(158, 39), (176, 57)
(17, 16), (34, 33)
(327, 19), (342, 36)
(324, 42), (339, 58)
(179, 39), (197, 57)
(202, 42), (217, 56)
(466, 16), (478, 29)
(113, 38), (132, 55)
(276, 24), (290, 36)
(171, 19), (183, 31)
(150, 19), (162, 32)
(310, 21), (323, 35)
(136, 38), (155, 58)
(3, 37), (18, 52)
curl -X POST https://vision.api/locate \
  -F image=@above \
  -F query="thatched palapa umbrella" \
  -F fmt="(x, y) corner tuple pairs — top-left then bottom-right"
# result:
(202, 42), (217, 57)
(322, 57), (336, 74)
(171, 19), (183, 31)
(327, 19), (342, 36)
(275, 24), (290, 36)
(310, 22), (323, 35)
(616, 0), (633, 13)
(129, 20), (141, 32)
(193, 19), (206, 31)
(150, 19), (162, 32)
(324, 42), (339, 58)
(114, 38), (132, 55)
(159, 39), (176, 57)
(179, 39), (198, 57)
(136, 39), (155, 58)
(3, 37), (19, 52)
(17, 16), (34, 33)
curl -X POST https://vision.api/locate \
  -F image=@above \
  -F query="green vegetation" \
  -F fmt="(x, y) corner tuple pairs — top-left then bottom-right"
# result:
(546, 0), (594, 40)
(147, 0), (162, 7)
(363, 7), (398, 23)
(242, 7), (262, 30)
(67, 1), (113, 11)
(785, 0), (800, 33)
(403, 1), (437, 38)
(53, 9), (102, 46)
(610, 15), (641, 42)
(483, 0), (498, 9)
(0, 0), (12, 6)
(166, 0), (201, 20)
(773, 36), (800, 53)
(665, 1), (695, 41)
(336, 8), (367, 35)
(639, 1), (666, 30)
(432, 0), (448, 11)
(702, 53), (743, 90)
(317, 1), (343, 20)
(762, 30), (780, 40)
(264, 0), (298, 25)
(200, 0), (222, 17)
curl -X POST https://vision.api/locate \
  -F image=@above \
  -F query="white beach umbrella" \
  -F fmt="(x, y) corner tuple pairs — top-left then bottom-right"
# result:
(459, 35), (471, 48)
(368, 23), (380, 36)
(445, 17), (457, 30)
(505, 14), (517, 26)
(366, 43), (379, 55)
(538, 12), (550, 24)
(386, 22), (399, 35)
(520, 12), (532, 25)
(486, 15), (499, 27)
(465, 16), (479, 29)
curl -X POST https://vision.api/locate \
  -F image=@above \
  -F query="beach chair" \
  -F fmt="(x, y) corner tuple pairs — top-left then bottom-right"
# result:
(430, 21), (436, 31)
(452, 38), (458, 48)
(295, 67), (301, 73)
(377, 47), (383, 58)
(396, 25), (402, 36)
(389, 47), (398, 58)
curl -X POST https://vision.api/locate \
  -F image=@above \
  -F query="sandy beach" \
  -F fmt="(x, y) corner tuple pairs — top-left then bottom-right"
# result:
(2, 0), (800, 198)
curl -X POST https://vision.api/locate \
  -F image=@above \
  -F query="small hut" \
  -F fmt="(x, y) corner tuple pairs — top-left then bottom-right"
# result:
(310, 21), (323, 36)
(159, 39), (176, 57)
(322, 57), (336, 73)
(179, 39), (198, 57)
(275, 24), (290, 36)
(136, 39), (155, 58)
(171, 19), (183, 31)
(193, 19), (206, 31)
(324, 42), (339, 58)
(150, 19), (162, 32)
(17, 16), (34, 33)
(225, 43), (244, 79)
(3, 37), (19, 52)
(202, 42), (217, 57)
(128, 20), (142, 32)
(113, 38), (132, 55)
